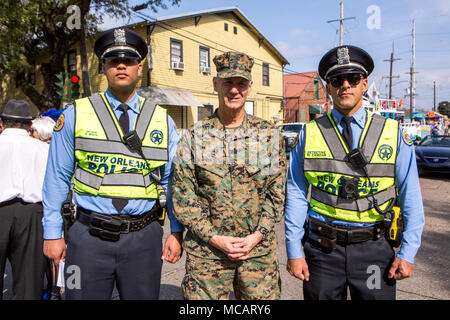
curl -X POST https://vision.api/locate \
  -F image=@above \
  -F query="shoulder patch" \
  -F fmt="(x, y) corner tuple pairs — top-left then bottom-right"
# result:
(401, 129), (414, 146)
(54, 114), (65, 132)
(292, 133), (299, 148)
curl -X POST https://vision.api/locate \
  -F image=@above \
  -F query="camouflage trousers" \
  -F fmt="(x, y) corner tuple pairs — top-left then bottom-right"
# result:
(182, 251), (281, 300)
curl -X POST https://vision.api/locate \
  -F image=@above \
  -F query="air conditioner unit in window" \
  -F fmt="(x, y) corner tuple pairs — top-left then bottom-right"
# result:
(171, 61), (185, 70)
(200, 66), (210, 74)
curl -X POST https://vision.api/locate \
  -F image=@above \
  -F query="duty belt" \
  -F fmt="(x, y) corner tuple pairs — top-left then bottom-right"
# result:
(308, 218), (385, 250)
(76, 206), (160, 242)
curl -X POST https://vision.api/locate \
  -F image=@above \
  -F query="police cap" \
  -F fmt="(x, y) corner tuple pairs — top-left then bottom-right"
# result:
(94, 27), (147, 62)
(318, 45), (374, 80)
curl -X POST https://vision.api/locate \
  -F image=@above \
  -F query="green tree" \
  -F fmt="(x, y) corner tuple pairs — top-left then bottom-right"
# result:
(0, 0), (180, 112)
(438, 101), (449, 117)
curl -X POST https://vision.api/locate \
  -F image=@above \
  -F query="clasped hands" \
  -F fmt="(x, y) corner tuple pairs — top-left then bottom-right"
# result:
(208, 231), (264, 261)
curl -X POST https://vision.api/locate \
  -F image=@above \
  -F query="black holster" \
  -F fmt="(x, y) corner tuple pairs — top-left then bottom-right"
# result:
(61, 200), (75, 241)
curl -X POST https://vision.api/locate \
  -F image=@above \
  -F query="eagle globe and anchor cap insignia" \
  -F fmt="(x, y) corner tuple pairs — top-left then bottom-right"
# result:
(150, 129), (163, 145)
(378, 144), (393, 161)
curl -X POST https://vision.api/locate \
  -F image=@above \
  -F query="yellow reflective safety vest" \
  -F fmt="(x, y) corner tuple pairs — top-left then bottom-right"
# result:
(73, 92), (169, 199)
(303, 110), (398, 223)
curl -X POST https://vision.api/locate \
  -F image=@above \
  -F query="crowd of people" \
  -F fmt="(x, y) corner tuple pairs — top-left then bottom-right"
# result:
(0, 27), (425, 301)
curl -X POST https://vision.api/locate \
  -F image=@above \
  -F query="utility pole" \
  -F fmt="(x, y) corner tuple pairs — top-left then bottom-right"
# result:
(327, 1), (355, 45)
(411, 20), (416, 113)
(433, 81), (436, 112)
(383, 42), (400, 100)
(407, 20), (418, 115)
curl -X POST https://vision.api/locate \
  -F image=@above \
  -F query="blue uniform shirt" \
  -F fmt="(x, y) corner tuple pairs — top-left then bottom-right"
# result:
(285, 107), (425, 264)
(42, 89), (184, 239)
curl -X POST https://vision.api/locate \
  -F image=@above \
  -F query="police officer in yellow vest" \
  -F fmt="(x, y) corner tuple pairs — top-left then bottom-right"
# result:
(42, 27), (184, 299)
(285, 45), (425, 299)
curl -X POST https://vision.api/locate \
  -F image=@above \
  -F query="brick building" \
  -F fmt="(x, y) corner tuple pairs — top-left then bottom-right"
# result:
(283, 72), (330, 123)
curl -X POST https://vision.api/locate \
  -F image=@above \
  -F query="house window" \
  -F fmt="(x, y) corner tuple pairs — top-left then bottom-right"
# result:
(314, 80), (320, 100)
(224, 23), (228, 31)
(233, 26), (237, 34)
(262, 63), (270, 86)
(170, 38), (183, 64)
(199, 46), (210, 72)
(67, 50), (77, 76)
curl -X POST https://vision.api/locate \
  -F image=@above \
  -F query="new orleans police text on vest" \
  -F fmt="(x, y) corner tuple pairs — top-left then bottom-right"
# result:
(86, 154), (151, 174)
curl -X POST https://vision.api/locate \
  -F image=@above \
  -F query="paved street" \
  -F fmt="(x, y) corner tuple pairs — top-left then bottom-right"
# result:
(159, 173), (450, 300)
(2, 174), (449, 300)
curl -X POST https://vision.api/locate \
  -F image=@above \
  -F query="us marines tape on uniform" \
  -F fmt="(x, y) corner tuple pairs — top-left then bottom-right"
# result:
(172, 52), (287, 300)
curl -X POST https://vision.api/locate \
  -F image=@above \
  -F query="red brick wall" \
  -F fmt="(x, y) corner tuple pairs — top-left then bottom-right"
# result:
(283, 72), (330, 123)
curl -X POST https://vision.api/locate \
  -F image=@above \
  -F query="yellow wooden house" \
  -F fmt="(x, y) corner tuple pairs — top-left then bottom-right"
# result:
(1, 7), (289, 128)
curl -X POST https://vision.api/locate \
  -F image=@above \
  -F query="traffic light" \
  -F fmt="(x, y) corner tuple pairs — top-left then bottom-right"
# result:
(55, 72), (65, 99)
(70, 74), (80, 100)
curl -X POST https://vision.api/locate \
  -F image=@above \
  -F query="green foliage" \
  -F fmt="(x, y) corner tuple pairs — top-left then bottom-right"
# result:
(0, 0), (181, 111)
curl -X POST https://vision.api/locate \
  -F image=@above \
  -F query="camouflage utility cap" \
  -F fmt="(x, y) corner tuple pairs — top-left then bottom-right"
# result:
(213, 52), (254, 81)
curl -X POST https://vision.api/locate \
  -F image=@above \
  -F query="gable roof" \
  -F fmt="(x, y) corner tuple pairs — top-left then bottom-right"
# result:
(283, 72), (319, 98)
(129, 6), (289, 66)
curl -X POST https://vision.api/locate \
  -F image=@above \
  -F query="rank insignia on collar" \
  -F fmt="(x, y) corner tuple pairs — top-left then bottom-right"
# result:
(114, 28), (126, 45)
(337, 47), (350, 65)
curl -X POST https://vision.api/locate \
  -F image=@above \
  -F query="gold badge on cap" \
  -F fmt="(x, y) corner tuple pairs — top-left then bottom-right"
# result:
(337, 47), (350, 65)
(114, 28), (126, 45)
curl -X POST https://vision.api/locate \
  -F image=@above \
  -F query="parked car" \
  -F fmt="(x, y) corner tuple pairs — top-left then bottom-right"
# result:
(275, 123), (305, 154)
(415, 135), (450, 174)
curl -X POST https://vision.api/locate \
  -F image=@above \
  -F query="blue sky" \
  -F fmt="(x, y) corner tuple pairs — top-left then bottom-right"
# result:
(102, 0), (450, 111)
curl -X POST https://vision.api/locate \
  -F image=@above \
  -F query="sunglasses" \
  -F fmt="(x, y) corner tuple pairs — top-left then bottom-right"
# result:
(328, 74), (363, 87)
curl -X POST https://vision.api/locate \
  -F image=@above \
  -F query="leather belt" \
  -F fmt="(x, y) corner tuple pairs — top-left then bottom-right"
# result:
(76, 206), (160, 241)
(308, 218), (385, 249)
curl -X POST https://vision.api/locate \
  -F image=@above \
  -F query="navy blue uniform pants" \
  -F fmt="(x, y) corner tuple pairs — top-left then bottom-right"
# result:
(64, 220), (163, 300)
(303, 232), (396, 300)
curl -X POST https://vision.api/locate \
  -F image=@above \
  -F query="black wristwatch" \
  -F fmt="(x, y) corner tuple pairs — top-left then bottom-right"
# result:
(256, 226), (269, 239)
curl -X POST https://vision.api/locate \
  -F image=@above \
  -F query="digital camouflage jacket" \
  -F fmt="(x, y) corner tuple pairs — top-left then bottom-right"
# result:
(172, 111), (287, 260)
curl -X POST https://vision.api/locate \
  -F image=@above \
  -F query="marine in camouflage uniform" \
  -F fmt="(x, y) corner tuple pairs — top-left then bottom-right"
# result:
(172, 52), (287, 300)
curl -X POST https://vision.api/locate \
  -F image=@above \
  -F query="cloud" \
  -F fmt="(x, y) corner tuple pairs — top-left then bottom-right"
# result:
(275, 40), (324, 60)
(290, 28), (319, 39)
